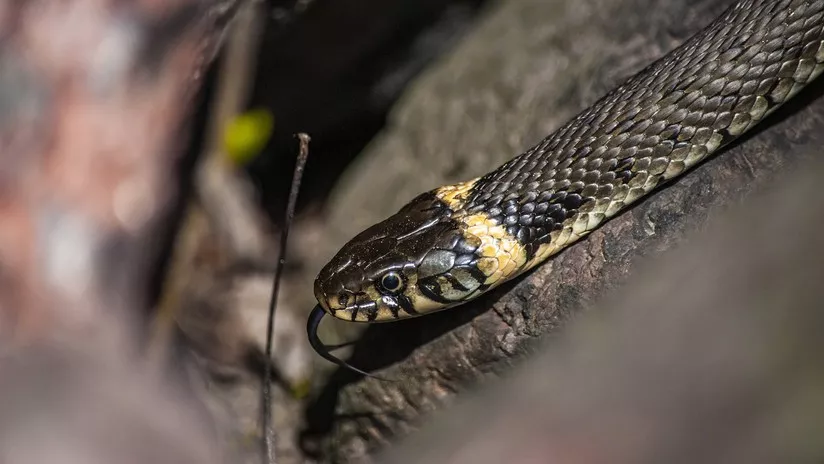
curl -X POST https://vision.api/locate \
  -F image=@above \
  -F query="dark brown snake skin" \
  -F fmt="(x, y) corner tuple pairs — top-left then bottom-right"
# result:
(308, 0), (824, 374)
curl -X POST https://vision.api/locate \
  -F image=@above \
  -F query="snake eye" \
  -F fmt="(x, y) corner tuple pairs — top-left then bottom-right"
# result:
(379, 271), (404, 294)
(338, 293), (349, 306)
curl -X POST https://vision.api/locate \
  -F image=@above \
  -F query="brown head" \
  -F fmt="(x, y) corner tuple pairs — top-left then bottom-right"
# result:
(313, 190), (488, 323)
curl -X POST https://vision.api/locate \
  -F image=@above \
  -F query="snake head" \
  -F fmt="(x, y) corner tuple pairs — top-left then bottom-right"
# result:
(314, 190), (489, 322)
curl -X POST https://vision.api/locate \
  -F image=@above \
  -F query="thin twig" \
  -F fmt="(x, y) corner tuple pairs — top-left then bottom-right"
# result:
(261, 133), (311, 464)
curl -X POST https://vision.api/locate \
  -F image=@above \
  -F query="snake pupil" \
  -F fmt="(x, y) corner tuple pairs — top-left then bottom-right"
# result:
(380, 272), (403, 293)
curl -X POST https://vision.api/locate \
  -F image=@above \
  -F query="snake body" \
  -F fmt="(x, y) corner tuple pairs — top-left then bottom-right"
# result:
(309, 0), (824, 371)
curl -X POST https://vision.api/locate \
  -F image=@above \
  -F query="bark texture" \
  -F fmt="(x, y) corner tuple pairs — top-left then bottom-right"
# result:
(301, 0), (824, 460)
(379, 156), (824, 464)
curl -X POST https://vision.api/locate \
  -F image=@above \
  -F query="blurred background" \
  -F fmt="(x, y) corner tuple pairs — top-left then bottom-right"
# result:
(1, 0), (824, 463)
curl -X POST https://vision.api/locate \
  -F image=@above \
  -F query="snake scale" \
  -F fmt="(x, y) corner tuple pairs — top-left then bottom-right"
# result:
(309, 0), (824, 374)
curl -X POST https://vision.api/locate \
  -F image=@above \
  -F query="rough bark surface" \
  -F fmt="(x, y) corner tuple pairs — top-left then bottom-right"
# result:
(301, 0), (824, 460)
(378, 157), (824, 464)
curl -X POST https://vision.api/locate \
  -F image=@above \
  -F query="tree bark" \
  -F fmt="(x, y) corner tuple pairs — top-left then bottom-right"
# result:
(378, 155), (824, 464)
(303, 0), (824, 461)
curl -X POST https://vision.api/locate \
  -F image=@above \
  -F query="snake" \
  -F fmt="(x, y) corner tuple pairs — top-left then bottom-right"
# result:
(308, 0), (824, 376)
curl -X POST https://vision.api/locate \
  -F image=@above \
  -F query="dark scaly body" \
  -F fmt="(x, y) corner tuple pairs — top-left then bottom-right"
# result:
(309, 0), (824, 372)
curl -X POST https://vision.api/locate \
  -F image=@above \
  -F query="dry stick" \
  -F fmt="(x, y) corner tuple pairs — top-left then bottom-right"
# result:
(261, 133), (311, 464)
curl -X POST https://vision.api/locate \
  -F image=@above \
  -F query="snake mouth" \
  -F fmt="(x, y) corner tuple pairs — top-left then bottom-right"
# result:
(314, 289), (378, 322)
(335, 300), (378, 322)
(314, 276), (379, 317)
(320, 288), (426, 322)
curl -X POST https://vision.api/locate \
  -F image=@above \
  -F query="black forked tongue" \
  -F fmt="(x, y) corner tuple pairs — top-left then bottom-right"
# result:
(307, 305), (392, 381)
